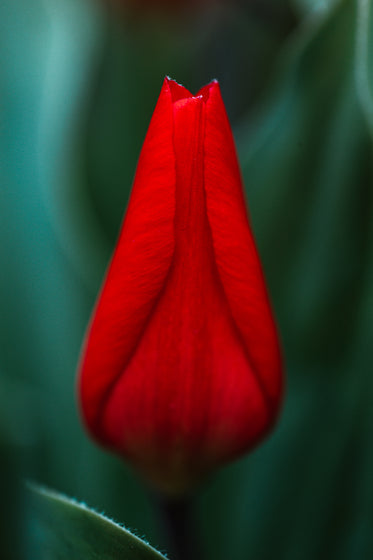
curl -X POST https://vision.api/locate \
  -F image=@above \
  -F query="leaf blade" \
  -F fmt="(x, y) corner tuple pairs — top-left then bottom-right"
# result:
(27, 484), (167, 560)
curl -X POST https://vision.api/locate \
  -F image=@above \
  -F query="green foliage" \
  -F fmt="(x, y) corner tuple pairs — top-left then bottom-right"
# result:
(356, 0), (373, 138)
(26, 485), (167, 560)
(240, 0), (373, 368)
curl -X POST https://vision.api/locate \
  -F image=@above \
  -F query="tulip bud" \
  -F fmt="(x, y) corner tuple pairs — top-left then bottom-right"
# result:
(78, 77), (283, 495)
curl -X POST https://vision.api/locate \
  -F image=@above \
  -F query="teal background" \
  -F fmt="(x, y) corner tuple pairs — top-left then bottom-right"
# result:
(1, 0), (373, 558)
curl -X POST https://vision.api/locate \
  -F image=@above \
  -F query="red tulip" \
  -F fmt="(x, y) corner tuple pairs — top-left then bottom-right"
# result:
(79, 77), (283, 495)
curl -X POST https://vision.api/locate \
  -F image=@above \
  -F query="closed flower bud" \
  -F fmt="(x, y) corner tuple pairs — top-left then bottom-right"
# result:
(78, 77), (283, 495)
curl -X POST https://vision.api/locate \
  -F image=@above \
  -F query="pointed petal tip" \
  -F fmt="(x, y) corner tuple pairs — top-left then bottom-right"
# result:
(197, 79), (221, 104)
(163, 77), (220, 104)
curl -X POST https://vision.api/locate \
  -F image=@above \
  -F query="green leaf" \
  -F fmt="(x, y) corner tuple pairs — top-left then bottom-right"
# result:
(355, 0), (373, 138)
(26, 484), (167, 560)
(292, 0), (338, 18)
(239, 0), (372, 370)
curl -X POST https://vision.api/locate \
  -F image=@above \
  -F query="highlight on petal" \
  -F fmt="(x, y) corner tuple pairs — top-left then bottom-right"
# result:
(78, 77), (283, 495)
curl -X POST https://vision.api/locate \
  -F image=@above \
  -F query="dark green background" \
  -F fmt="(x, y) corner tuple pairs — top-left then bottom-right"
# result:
(1, 0), (372, 558)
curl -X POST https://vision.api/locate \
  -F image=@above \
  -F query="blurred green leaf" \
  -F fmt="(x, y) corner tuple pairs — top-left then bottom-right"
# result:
(239, 0), (372, 370)
(292, 0), (338, 17)
(27, 484), (167, 560)
(355, 0), (373, 138)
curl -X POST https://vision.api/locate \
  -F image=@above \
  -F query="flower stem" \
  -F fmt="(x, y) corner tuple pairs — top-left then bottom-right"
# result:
(155, 495), (203, 560)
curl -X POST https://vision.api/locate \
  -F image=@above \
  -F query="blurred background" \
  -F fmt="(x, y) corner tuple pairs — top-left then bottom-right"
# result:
(1, 0), (373, 558)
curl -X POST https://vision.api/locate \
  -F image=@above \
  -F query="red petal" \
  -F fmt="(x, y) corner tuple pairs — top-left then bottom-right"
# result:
(204, 82), (282, 407)
(80, 78), (176, 436)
